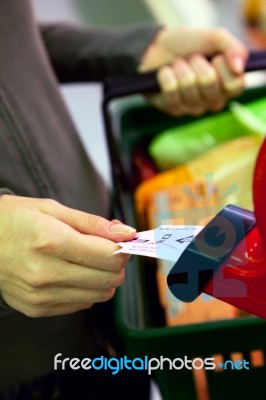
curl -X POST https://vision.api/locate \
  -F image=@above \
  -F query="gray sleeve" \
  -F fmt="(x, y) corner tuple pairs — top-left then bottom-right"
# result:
(40, 22), (162, 83)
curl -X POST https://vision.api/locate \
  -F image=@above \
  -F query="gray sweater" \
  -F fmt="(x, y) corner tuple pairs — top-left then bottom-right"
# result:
(0, 0), (159, 389)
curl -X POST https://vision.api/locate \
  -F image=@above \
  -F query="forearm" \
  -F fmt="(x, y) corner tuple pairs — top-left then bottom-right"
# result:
(40, 22), (161, 83)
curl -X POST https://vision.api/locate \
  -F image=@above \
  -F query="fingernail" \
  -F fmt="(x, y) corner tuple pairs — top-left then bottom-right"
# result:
(233, 56), (244, 74)
(110, 224), (136, 234)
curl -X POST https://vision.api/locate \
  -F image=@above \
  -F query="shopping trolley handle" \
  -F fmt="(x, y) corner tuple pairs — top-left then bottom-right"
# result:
(103, 50), (266, 101)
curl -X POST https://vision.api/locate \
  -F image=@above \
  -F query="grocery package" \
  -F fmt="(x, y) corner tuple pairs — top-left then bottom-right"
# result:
(148, 98), (266, 170)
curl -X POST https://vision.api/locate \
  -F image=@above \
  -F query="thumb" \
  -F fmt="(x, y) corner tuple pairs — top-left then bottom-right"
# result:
(38, 199), (136, 242)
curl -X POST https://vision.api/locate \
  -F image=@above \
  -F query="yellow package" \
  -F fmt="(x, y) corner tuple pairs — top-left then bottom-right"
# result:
(134, 135), (262, 230)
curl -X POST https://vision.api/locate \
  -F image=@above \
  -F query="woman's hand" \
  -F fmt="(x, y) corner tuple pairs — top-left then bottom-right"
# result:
(0, 195), (136, 317)
(138, 26), (248, 116)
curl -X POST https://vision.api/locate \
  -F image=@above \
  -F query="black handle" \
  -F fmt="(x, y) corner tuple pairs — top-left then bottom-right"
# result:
(245, 49), (266, 72)
(104, 71), (159, 100)
(104, 50), (266, 101)
(102, 49), (266, 220)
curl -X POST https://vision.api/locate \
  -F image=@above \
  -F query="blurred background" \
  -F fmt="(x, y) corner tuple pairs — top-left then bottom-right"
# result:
(32, 0), (260, 188)
(31, 2), (266, 399)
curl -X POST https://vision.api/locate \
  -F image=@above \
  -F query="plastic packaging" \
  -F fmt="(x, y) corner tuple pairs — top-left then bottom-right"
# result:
(148, 98), (266, 170)
(135, 134), (263, 229)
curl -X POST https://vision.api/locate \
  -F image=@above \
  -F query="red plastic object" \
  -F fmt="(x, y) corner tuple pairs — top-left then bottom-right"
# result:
(204, 138), (266, 318)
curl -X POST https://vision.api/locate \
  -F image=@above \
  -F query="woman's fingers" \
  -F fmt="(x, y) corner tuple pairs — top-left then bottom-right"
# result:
(0, 195), (133, 316)
(212, 54), (245, 98)
(152, 51), (245, 116)
(189, 54), (222, 102)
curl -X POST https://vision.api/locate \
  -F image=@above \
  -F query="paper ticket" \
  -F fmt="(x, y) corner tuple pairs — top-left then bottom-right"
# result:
(114, 225), (203, 261)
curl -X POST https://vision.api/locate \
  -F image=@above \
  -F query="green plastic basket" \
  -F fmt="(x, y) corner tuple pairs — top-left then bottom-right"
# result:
(102, 81), (266, 400)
